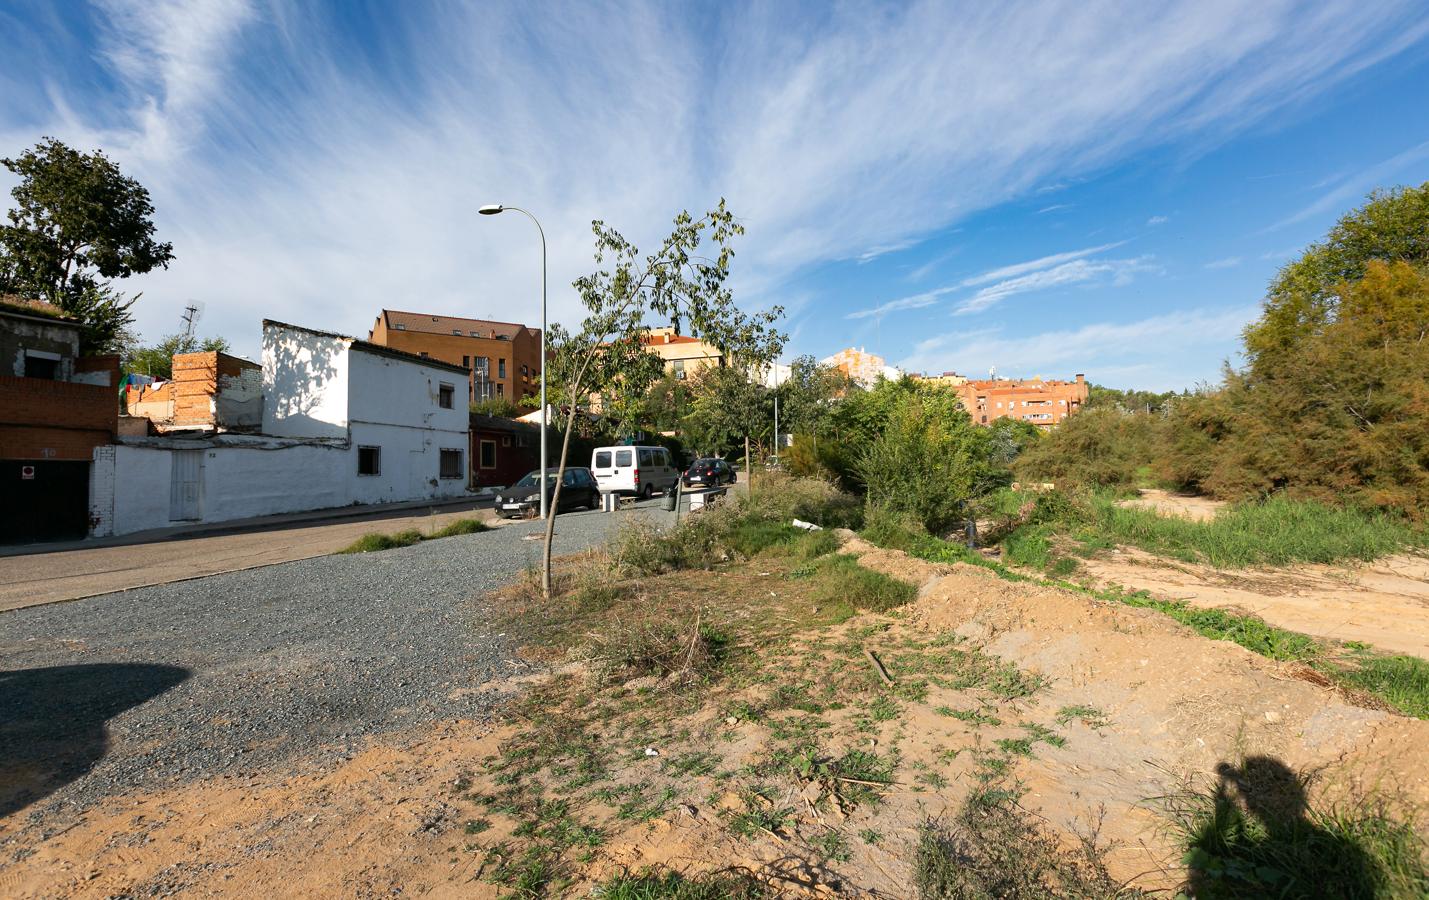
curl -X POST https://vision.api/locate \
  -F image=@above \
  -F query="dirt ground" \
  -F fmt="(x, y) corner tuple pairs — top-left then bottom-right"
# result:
(1078, 547), (1429, 659)
(1085, 489), (1429, 658)
(0, 502), (499, 612)
(1117, 488), (1224, 522)
(3, 536), (1425, 898)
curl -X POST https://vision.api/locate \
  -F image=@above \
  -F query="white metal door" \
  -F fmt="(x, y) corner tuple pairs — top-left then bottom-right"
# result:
(169, 450), (203, 520)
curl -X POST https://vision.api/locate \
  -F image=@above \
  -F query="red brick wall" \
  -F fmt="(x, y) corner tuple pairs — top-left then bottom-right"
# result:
(0, 376), (117, 433)
(0, 424), (111, 460)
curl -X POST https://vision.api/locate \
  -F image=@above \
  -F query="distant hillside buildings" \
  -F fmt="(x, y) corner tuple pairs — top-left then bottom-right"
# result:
(955, 375), (1088, 428)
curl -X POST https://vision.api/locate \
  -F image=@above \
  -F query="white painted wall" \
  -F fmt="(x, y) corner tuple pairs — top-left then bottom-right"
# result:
(262, 325), (350, 438)
(90, 324), (472, 537)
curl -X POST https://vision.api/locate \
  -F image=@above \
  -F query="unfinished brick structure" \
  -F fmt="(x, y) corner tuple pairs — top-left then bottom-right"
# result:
(126, 351), (263, 433)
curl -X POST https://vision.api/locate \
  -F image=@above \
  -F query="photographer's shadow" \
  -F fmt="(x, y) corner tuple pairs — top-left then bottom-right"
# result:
(0, 663), (189, 818)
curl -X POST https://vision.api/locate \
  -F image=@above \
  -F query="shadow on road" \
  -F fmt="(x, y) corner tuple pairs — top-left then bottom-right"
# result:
(0, 663), (190, 817)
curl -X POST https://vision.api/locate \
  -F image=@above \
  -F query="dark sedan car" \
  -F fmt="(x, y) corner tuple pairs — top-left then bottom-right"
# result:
(682, 457), (737, 488)
(494, 467), (601, 518)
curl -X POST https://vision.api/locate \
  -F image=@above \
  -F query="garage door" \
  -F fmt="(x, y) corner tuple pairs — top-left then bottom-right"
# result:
(1, 460), (91, 543)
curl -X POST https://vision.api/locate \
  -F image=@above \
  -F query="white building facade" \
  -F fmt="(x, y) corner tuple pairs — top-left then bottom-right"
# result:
(89, 321), (470, 537)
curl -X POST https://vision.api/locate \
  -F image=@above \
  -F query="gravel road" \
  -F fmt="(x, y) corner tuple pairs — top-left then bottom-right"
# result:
(0, 503), (666, 822)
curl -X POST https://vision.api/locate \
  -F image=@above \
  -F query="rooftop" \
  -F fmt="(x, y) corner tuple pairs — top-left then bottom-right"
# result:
(379, 309), (539, 341)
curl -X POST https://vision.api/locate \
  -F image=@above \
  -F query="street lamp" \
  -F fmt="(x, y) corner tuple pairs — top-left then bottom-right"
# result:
(479, 203), (549, 520)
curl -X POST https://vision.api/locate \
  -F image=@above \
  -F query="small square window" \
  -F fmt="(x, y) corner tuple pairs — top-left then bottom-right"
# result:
(501, 435), (511, 446)
(440, 449), (463, 479)
(470, 330), (480, 337)
(358, 446), (381, 475)
(463, 355), (470, 368)
(452, 329), (462, 335)
(439, 383), (455, 409)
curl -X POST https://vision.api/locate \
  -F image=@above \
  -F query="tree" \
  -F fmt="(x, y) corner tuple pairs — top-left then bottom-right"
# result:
(777, 355), (850, 440)
(537, 201), (785, 596)
(1244, 181), (1429, 373)
(681, 365), (772, 458)
(124, 333), (231, 381)
(470, 396), (521, 418)
(1, 138), (174, 353)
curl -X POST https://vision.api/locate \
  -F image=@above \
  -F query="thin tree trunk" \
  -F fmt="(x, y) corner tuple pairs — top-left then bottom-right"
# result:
(540, 411), (580, 597)
(745, 434), (752, 497)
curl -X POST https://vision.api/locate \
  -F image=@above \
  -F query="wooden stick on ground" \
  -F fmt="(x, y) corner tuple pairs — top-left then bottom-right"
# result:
(864, 647), (894, 687)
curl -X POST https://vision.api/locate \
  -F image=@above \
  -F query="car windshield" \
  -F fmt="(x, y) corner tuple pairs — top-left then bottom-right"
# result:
(692, 458), (715, 467)
(513, 471), (559, 489)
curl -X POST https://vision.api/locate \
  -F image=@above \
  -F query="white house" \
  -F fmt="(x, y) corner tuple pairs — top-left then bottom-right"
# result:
(89, 321), (471, 537)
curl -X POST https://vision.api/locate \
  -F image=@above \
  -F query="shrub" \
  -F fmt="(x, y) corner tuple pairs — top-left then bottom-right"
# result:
(856, 396), (998, 534)
(579, 616), (727, 686)
(1013, 405), (1160, 492)
(740, 472), (863, 529)
(428, 517), (491, 538)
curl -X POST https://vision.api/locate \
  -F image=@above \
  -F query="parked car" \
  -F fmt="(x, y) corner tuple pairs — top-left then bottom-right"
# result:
(590, 445), (679, 498)
(682, 457), (737, 488)
(494, 467), (601, 518)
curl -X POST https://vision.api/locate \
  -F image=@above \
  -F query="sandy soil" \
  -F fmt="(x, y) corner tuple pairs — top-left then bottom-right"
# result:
(1118, 488), (1224, 522)
(844, 540), (1429, 888)
(1079, 548), (1429, 658)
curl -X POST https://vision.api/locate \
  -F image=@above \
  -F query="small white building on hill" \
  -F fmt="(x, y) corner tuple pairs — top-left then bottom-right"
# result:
(90, 321), (470, 537)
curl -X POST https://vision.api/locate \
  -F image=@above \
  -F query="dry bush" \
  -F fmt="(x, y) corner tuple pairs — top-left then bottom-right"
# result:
(577, 614), (725, 688)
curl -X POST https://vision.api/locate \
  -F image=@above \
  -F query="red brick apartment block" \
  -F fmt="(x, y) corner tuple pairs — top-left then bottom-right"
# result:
(956, 374), (1088, 428)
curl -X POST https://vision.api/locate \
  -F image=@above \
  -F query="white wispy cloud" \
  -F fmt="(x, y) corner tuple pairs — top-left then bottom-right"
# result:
(959, 242), (1127, 288)
(1146, 215), (1169, 226)
(845, 288), (954, 320)
(954, 255), (1157, 315)
(1204, 256), (1242, 269)
(1037, 203), (1072, 214)
(899, 307), (1257, 390)
(1271, 138), (1429, 230)
(1, 1), (1425, 356)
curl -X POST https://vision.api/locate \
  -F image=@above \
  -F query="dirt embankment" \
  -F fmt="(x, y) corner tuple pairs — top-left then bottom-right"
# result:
(845, 538), (1429, 886)
(1086, 488), (1429, 658)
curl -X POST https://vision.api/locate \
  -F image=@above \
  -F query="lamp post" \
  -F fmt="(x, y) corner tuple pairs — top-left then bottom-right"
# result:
(479, 204), (548, 520)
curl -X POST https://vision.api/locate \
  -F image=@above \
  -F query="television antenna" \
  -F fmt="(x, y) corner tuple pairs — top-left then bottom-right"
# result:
(180, 303), (201, 341)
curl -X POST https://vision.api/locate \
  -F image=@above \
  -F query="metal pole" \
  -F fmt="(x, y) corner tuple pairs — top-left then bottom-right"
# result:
(772, 364), (780, 466)
(504, 207), (548, 521)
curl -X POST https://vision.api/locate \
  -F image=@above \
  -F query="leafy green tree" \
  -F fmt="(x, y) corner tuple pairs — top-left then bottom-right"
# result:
(856, 390), (997, 534)
(681, 365), (772, 457)
(1, 138), (175, 353)
(777, 355), (851, 440)
(535, 202), (785, 595)
(124, 333), (230, 381)
(1244, 181), (1429, 373)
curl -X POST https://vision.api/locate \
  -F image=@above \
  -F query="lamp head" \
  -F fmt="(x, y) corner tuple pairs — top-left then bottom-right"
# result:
(477, 204), (504, 216)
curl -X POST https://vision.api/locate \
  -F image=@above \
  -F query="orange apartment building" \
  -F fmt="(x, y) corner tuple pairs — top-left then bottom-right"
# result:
(367, 310), (543, 407)
(640, 326), (726, 379)
(955, 375), (1088, 429)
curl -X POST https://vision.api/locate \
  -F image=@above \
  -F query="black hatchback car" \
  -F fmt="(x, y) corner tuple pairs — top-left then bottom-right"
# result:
(682, 457), (737, 488)
(494, 467), (601, 518)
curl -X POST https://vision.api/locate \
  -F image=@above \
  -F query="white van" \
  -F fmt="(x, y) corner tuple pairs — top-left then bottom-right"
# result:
(591, 445), (679, 498)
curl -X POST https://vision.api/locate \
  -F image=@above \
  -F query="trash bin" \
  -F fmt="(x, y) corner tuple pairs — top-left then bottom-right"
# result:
(664, 488), (678, 511)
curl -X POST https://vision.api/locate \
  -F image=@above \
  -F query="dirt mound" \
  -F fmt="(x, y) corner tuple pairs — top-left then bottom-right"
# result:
(844, 542), (1429, 886)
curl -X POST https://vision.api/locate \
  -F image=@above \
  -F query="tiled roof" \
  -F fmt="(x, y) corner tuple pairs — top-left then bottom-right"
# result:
(382, 309), (537, 340)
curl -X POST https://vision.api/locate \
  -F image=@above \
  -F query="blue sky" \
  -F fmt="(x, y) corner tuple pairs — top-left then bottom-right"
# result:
(3, 1), (1428, 391)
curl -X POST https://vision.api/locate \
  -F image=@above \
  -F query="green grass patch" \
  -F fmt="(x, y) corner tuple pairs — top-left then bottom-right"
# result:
(590, 868), (769, 899)
(338, 528), (423, 553)
(338, 517), (491, 553)
(1330, 655), (1429, 720)
(1080, 492), (1421, 568)
(811, 553), (917, 613)
(1104, 586), (1321, 661)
